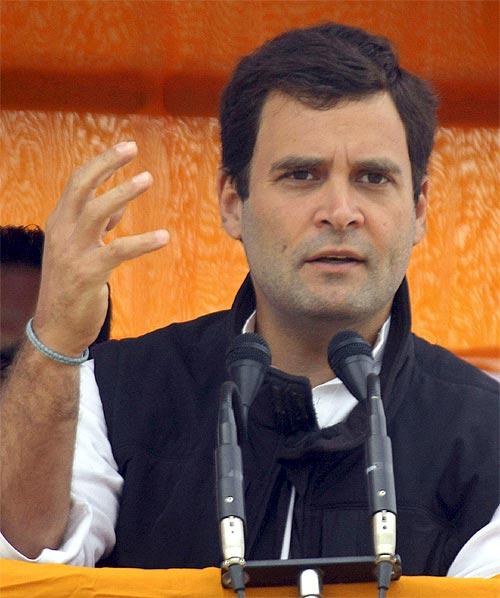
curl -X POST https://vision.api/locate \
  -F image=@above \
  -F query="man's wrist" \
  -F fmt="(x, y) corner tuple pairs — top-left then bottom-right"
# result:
(26, 319), (89, 365)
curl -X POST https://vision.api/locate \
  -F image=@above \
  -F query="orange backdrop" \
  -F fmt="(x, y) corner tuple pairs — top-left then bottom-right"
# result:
(1, 1), (498, 364)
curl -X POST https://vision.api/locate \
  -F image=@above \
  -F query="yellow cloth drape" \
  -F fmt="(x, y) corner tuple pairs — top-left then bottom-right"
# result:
(1, 560), (499, 598)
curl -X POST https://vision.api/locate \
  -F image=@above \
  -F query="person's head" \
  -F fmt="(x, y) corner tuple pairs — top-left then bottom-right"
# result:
(1, 225), (44, 374)
(218, 23), (435, 347)
(0, 225), (112, 377)
(0, 225), (44, 270)
(220, 22), (437, 204)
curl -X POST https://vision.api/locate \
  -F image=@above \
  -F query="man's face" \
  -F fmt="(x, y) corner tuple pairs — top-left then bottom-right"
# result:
(219, 91), (426, 332)
(0, 264), (40, 378)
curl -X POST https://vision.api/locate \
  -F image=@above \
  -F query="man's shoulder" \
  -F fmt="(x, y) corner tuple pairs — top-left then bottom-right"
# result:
(412, 334), (499, 398)
(91, 308), (230, 361)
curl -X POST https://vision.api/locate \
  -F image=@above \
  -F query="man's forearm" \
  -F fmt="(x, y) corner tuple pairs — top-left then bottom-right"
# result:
(0, 342), (79, 558)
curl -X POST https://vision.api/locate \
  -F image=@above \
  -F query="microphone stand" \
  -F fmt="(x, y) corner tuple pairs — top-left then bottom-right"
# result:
(216, 379), (397, 597)
(365, 373), (401, 597)
(216, 381), (247, 598)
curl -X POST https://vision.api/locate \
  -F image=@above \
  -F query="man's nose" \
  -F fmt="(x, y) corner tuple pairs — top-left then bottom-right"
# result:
(312, 179), (364, 231)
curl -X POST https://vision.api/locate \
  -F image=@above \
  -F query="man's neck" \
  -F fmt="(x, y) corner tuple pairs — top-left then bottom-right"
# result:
(254, 307), (389, 388)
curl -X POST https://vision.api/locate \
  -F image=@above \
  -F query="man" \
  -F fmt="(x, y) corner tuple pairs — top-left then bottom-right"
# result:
(1, 23), (498, 577)
(0, 225), (112, 382)
(0, 226), (44, 381)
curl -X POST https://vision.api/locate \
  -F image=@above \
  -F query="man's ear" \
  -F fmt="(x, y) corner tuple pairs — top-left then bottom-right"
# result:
(217, 168), (243, 240)
(413, 178), (429, 246)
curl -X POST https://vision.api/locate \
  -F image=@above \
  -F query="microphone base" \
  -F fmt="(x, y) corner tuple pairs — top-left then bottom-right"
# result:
(221, 555), (402, 589)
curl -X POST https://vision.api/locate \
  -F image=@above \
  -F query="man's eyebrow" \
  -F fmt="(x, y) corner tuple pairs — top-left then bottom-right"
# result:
(269, 156), (403, 177)
(269, 156), (325, 173)
(355, 158), (403, 176)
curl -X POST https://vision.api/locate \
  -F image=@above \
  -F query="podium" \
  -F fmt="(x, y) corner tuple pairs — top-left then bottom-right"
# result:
(1, 560), (499, 597)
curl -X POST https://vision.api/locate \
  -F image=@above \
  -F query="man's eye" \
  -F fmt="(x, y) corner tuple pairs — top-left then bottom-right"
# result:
(283, 170), (314, 181)
(358, 172), (390, 185)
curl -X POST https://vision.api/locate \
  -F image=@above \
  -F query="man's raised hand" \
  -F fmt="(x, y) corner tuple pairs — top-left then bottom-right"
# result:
(33, 141), (169, 357)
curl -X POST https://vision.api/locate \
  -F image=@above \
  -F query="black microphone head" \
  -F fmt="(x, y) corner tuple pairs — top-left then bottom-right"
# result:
(225, 333), (271, 435)
(327, 330), (375, 401)
(327, 330), (373, 372)
(225, 333), (271, 372)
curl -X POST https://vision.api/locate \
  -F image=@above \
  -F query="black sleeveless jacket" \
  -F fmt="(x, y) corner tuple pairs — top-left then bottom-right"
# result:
(93, 276), (499, 575)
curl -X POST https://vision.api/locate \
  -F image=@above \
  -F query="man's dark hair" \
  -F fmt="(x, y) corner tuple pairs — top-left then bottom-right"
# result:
(220, 22), (438, 203)
(0, 225), (44, 268)
(0, 224), (112, 347)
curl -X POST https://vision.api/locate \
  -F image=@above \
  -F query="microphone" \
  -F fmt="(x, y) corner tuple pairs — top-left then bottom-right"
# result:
(225, 333), (271, 436)
(216, 381), (246, 597)
(327, 330), (374, 400)
(328, 330), (398, 597)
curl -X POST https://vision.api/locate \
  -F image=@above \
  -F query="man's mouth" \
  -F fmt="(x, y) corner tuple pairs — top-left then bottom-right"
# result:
(312, 256), (360, 263)
(305, 249), (364, 265)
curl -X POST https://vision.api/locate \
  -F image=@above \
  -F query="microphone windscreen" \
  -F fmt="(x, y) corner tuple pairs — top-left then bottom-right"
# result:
(225, 333), (271, 371)
(327, 330), (373, 373)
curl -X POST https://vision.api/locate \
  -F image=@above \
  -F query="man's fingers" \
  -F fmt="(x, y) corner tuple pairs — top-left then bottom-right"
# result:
(106, 209), (126, 232)
(60, 141), (139, 215)
(101, 230), (170, 270)
(76, 171), (153, 243)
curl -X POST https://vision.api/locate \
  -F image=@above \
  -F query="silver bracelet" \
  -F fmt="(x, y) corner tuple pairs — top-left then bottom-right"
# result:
(25, 318), (89, 365)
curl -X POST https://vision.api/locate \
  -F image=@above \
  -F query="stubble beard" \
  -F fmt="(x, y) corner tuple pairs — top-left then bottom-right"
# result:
(252, 256), (405, 337)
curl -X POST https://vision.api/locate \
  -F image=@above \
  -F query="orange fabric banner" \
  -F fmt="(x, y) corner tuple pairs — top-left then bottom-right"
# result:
(1, 560), (499, 598)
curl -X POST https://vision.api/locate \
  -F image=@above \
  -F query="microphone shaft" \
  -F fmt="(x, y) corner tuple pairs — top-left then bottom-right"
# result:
(365, 373), (397, 558)
(216, 383), (245, 521)
(366, 434), (396, 514)
(216, 442), (245, 521)
(216, 382), (246, 569)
